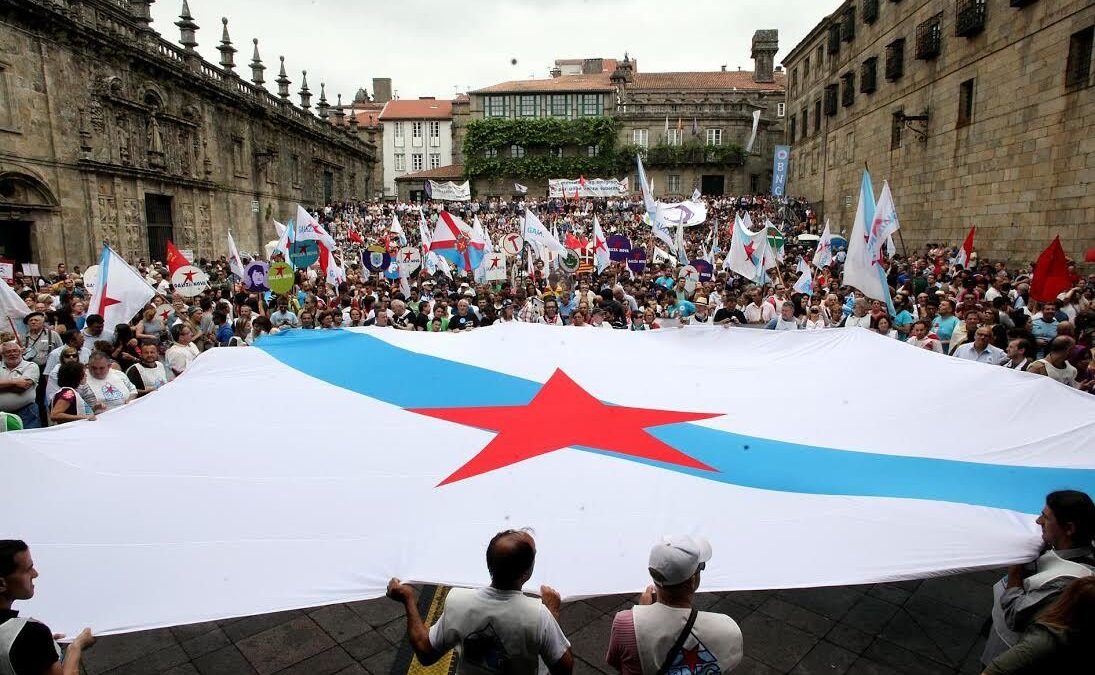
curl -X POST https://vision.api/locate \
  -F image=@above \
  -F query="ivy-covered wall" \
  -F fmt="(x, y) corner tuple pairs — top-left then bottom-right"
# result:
(463, 117), (623, 178)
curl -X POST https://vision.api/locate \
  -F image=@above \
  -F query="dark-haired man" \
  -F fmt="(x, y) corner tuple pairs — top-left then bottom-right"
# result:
(1, 539), (95, 674)
(125, 340), (169, 397)
(387, 530), (573, 675)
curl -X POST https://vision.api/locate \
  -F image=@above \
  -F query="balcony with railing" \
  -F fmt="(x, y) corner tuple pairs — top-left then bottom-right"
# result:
(916, 14), (943, 60)
(955, 0), (986, 37)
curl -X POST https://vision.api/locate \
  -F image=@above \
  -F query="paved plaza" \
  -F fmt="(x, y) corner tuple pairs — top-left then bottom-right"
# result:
(77, 567), (1001, 675)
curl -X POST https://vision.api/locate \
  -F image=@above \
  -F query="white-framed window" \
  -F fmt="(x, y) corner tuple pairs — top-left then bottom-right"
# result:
(411, 153), (423, 171)
(394, 154), (406, 171)
(429, 153), (441, 169)
(706, 128), (723, 146)
(393, 121), (404, 146)
(667, 128), (682, 146)
(776, 102), (786, 117)
(485, 96), (506, 117)
(519, 95), (537, 117)
(580, 94), (601, 116)
(587, 145), (599, 157)
(412, 121), (423, 146)
(511, 144), (525, 158)
(632, 128), (648, 147)
(550, 94), (568, 117)
(667, 175), (681, 193)
(485, 147), (498, 158)
(428, 120), (440, 147)
(551, 147), (563, 158)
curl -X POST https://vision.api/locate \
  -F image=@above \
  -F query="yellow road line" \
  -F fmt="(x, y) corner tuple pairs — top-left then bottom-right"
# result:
(403, 585), (456, 675)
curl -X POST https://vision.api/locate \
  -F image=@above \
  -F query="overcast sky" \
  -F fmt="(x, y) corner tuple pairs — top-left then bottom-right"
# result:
(152, 0), (830, 102)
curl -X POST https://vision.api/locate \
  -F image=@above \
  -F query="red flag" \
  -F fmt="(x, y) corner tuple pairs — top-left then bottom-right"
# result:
(954, 227), (975, 268)
(347, 227), (364, 245)
(165, 240), (189, 276)
(1085, 247), (1095, 264)
(565, 232), (582, 250)
(1030, 236), (1071, 303)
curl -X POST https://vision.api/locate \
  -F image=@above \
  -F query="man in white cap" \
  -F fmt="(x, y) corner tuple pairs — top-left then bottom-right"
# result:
(606, 535), (743, 674)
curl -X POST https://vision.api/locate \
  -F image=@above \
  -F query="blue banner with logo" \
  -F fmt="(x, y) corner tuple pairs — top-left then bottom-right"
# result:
(771, 145), (791, 197)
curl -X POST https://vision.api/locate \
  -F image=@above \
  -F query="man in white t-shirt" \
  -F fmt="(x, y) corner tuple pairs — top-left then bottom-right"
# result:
(84, 351), (137, 410)
(126, 341), (169, 397)
(607, 535), (743, 674)
(165, 324), (200, 376)
(387, 530), (573, 675)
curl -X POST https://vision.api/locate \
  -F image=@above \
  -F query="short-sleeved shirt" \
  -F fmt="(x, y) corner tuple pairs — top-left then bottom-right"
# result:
(448, 313), (479, 331)
(0, 610), (60, 675)
(0, 360), (40, 412)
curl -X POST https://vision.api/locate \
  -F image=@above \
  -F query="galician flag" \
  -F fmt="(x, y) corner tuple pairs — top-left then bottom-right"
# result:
(472, 215), (494, 283)
(273, 220), (291, 258)
(865, 181), (901, 315)
(430, 211), (486, 272)
(726, 214), (773, 284)
(592, 215), (610, 274)
(813, 219), (835, 268)
(522, 209), (566, 255)
(88, 246), (155, 330)
(391, 214), (407, 247)
(842, 169), (886, 303)
(636, 154), (676, 251)
(419, 212), (452, 279)
(295, 204), (337, 251)
(955, 226), (976, 268)
(10, 326), (1094, 636)
(793, 266), (814, 297)
(227, 231), (245, 279)
(0, 275), (30, 334)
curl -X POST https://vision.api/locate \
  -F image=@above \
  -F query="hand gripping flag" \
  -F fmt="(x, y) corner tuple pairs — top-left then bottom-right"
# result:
(954, 226), (976, 269)
(165, 240), (189, 277)
(88, 246), (155, 330)
(7, 326), (1095, 636)
(592, 215), (610, 274)
(430, 211), (486, 272)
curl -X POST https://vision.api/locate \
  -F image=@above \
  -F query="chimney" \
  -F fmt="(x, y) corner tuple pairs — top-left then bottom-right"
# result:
(751, 29), (778, 83)
(550, 66), (562, 78)
(721, 65), (727, 72)
(582, 58), (604, 74)
(372, 77), (393, 104)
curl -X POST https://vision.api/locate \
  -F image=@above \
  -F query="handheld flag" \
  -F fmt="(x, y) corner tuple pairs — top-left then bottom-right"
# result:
(814, 219), (835, 268)
(954, 227), (976, 268)
(430, 211), (486, 272)
(865, 181), (901, 315)
(592, 215), (610, 274)
(522, 209), (566, 255)
(842, 169), (887, 303)
(88, 246), (156, 329)
(1030, 236), (1071, 303)
(0, 275), (30, 336)
(295, 204), (337, 251)
(514, 183), (528, 194)
(794, 266), (814, 297)
(273, 219), (292, 258)
(390, 215), (407, 246)
(726, 214), (771, 284)
(227, 231), (245, 279)
(165, 240), (189, 276)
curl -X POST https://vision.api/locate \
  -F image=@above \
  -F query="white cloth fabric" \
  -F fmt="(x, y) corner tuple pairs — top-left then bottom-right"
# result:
(6, 325), (1095, 636)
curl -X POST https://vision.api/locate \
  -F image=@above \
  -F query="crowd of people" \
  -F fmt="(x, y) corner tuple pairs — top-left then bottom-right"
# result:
(3, 488), (1093, 674)
(1, 194), (1092, 433)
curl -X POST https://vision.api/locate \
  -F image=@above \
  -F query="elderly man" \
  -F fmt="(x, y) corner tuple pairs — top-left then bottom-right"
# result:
(1026, 336), (1079, 386)
(390, 300), (416, 331)
(607, 536), (743, 675)
(0, 342), (40, 429)
(448, 299), (480, 332)
(83, 351), (137, 411)
(952, 327), (1007, 365)
(387, 530), (573, 675)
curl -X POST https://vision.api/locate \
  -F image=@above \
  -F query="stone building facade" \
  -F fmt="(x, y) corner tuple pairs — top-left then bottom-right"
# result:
(462, 33), (785, 199)
(0, 0), (376, 268)
(782, 0), (1094, 262)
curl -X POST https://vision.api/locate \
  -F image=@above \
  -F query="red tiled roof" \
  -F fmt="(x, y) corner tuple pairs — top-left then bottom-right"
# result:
(471, 74), (614, 94)
(395, 164), (465, 181)
(349, 110), (380, 127)
(631, 71), (785, 91)
(379, 99), (453, 120)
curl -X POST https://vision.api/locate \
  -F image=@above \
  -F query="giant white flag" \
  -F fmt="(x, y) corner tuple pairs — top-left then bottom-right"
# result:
(7, 326), (1095, 635)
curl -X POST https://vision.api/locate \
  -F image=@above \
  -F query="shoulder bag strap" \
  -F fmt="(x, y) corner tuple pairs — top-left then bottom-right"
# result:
(656, 608), (698, 675)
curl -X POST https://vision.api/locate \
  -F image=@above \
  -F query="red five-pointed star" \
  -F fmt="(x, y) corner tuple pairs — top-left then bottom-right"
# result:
(744, 241), (756, 258)
(100, 295), (121, 312)
(408, 369), (720, 486)
(183, 270), (196, 283)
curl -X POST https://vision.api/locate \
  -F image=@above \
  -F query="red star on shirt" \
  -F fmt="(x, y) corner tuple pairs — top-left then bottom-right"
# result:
(409, 369), (720, 486)
(681, 645), (701, 674)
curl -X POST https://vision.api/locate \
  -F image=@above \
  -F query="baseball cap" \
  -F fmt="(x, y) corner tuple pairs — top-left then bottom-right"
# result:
(648, 535), (712, 586)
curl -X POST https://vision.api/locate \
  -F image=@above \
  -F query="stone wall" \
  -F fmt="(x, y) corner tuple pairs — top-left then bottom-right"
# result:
(782, 0), (1094, 263)
(0, 0), (376, 267)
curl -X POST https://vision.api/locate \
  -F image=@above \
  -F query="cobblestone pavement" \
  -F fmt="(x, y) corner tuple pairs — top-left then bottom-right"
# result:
(78, 569), (1000, 675)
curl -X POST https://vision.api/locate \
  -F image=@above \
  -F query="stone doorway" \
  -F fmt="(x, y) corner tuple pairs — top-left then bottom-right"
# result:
(0, 219), (32, 262)
(701, 174), (725, 196)
(144, 193), (174, 263)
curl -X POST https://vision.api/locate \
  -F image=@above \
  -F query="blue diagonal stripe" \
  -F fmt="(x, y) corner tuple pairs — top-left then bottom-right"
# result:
(257, 330), (1095, 514)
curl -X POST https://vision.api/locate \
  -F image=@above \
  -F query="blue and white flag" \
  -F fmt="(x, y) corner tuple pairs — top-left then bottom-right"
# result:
(793, 266), (814, 296)
(7, 326), (1094, 635)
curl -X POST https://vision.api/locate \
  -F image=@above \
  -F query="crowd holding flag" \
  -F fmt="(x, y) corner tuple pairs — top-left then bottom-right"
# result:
(813, 219), (834, 268)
